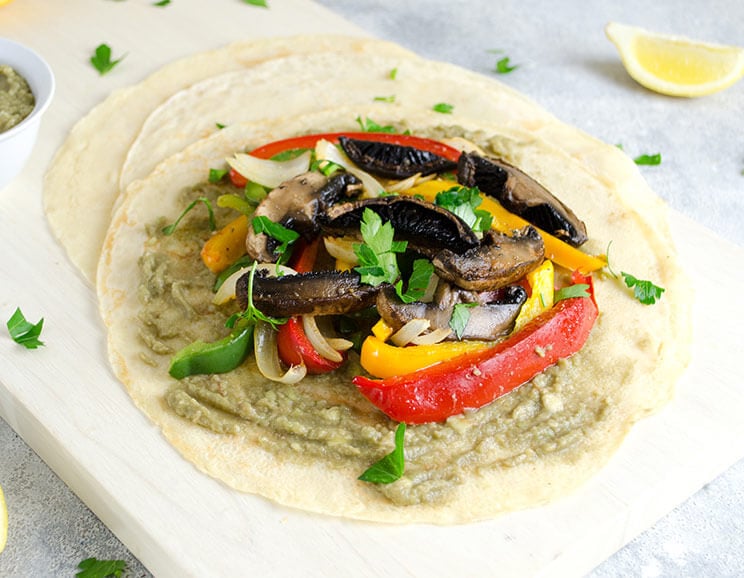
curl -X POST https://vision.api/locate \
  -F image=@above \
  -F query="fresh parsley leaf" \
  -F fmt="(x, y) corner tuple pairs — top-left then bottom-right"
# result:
(395, 259), (434, 303)
(435, 186), (492, 233)
(153, 0), (170, 6)
(494, 56), (518, 74)
(353, 208), (406, 286)
(373, 95), (396, 103)
(215, 122), (226, 129)
(355, 116), (397, 133)
(162, 197), (215, 235)
(90, 44), (125, 76)
(209, 168), (228, 183)
(449, 302), (477, 339)
(359, 423), (406, 484)
(6, 308), (45, 349)
(634, 153), (662, 166)
(621, 273), (665, 305)
(226, 262), (287, 329)
(554, 284), (590, 303)
(389, 67), (398, 80)
(243, 0), (268, 6)
(252, 216), (299, 263)
(76, 557), (127, 578)
(432, 102), (454, 114)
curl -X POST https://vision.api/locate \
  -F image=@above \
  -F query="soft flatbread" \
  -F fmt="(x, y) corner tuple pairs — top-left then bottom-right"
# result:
(96, 101), (690, 523)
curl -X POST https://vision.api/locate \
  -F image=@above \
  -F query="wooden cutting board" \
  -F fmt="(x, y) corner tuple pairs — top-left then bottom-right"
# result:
(2, 1), (744, 576)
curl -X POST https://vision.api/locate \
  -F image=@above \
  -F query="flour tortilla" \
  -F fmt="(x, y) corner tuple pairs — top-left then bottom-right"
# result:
(43, 35), (416, 284)
(97, 100), (691, 523)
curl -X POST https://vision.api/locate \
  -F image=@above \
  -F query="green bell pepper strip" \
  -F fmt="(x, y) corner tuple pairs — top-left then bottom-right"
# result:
(169, 323), (254, 379)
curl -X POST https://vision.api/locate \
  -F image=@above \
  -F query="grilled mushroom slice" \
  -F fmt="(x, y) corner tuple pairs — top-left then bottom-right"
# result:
(376, 282), (527, 341)
(245, 172), (361, 262)
(432, 226), (544, 291)
(458, 152), (588, 246)
(338, 136), (457, 179)
(320, 195), (480, 256)
(238, 269), (379, 318)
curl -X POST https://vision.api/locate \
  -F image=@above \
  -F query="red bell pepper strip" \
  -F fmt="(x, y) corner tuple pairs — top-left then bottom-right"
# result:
(248, 132), (462, 163)
(353, 278), (598, 424)
(277, 316), (345, 374)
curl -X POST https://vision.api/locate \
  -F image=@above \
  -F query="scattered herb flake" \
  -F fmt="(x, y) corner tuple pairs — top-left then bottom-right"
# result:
(432, 102), (454, 114)
(215, 122), (226, 129)
(162, 196), (216, 235)
(449, 302), (477, 339)
(389, 67), (398, 80)
(209, 168), (228, 183)
(395, 259), (434, 303)
(6, 308), (45, 349)
(634, 153), (662, 166)
(76, 557), (127, 578)
(494, 56), (518, 74)
(554, 284), (590, 303)
(359, 423), (406, 484)
(621, 273), (665, 305)
(373, 95), (396, 103)
(243, 0), (268, 6)
(355, 116), (397, 133)
(90, 44), (125, 76)
(153, 0), (170, 5)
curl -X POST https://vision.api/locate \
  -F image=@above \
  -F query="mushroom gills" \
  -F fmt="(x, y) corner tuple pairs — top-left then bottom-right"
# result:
(338, 136), (457, 179)
(458, 152), (588, 246)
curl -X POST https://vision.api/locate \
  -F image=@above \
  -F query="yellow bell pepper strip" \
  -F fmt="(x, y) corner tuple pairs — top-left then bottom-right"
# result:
(403, 180), (606, 273)
(360, 334), (490, 379)
(513, 259), (555, 331)
(353, 273), (598, 424)
(169, 323), (254, 379)
(200, 214), (249, 274)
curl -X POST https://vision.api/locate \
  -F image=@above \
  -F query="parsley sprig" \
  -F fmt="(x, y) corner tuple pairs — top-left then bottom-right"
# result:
(353, 209), (407, 286)
(90, 44), (125, 76)
(359, 423), (406, 484)
(251, 215), (299, 264)
(449, 302), (477, 339)
(435, 186), (492, 234)
(6, 308), (45, 349)
(226, 262), (288, 330)
(161, 197), (216, 235)
(605, 241), (665, 304)
(76, 557), (127, 578)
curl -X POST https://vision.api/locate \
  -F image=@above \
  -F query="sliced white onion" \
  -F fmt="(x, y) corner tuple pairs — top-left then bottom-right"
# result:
(323, 236), (359, 266)
(227, 150), (312, 189)
(212, 262), (296, 305)
(386, 172), (436, 193)
(440, 136), (487, 155)
(390, 318), (431, 347)
(419, 272), (440, 304)
(301, 315), (347, 363)
(314, 139), (385, 197)
(411, 327), (452, 345)
(254, 320), (307, 384)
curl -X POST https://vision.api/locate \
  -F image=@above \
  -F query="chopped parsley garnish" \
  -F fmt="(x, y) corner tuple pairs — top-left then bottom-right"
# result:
(634, 153), (662, 166)
(6, 308), (45, 349)
(395, 259), (434, 303)
(153, 0), (170, 6)
(494, 56), (518, 74)
(554, 284), (590, 303)
(389, 67), (398, 80)
(161, 197), (215, 235)
(355, 116), (397, 134)
(226, 262), (287, 330)
(359, 423), (406, 484)
(373, 95), (396, 103)
(243, 0), (268, 6)
(432, 102), (454, 114)
(353, 208), (407, 286)
(90, 44), (125, 75)
(449, 302), (477, 339)
(435, 186), (493, 233)
(75, 557), (127, 578)
(251, 216), (299, 263)
(621, 273), (665, 305)
(215, 122), (226, 129)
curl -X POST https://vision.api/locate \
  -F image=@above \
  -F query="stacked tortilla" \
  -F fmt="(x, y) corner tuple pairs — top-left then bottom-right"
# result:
(43, 35), (691, 523)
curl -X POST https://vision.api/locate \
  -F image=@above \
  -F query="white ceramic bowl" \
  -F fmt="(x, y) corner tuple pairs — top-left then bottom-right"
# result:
(0, 37), (55, 190)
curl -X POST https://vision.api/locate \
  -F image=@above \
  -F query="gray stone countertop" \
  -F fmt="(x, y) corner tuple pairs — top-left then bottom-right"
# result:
(1, 0), (744, 576)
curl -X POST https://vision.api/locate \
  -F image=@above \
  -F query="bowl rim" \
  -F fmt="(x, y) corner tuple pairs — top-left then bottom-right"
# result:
(0, 36), (56, 143)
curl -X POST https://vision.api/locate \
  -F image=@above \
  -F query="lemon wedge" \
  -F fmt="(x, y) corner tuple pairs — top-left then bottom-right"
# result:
(606, 22), (744, 97)
(0, 484), (7, 554)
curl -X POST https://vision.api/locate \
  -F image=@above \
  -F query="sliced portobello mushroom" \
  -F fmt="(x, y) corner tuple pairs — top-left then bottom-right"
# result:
(238, 269), (379, 318)
(338, 136), (457, 179)
(245, 171), (361, 262)
(432, 226), (544, 291)
(320, 194), (480, 256)
(458, 152), (588, 246)
(376, 282), (527, 341)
